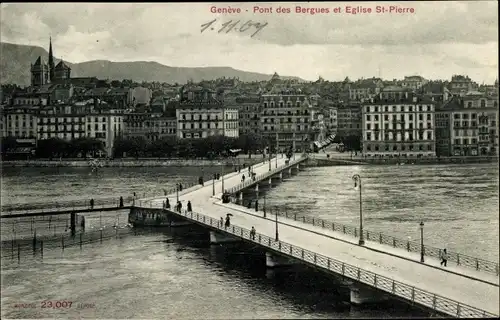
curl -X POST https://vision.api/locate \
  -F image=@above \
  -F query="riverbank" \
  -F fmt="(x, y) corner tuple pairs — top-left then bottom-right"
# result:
(1, 157), (266, 168)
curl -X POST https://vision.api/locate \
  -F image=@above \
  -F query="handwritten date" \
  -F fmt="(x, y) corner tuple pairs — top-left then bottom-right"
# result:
(201, 19), (268, 37)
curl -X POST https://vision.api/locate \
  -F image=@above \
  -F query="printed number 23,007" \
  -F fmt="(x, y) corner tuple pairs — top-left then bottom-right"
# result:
(200, 19), (268, 37)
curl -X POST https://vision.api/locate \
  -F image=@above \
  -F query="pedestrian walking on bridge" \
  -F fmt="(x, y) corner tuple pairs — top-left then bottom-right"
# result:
(165, 198), (170, 209)
(119, 196), (124, 208)
(250, 226), (256, 240)
(90, 198), (94, 209)
(241, 174), (246, 183)
(440, 248), (448, 267)
(187, 201), (192, 212)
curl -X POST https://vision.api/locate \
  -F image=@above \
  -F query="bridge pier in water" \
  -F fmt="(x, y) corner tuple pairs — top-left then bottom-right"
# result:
(167, 213), (192, 227)
(347, 282), (389, 305)
(209, 231), (240, 244)
(265, 252), (296, 268)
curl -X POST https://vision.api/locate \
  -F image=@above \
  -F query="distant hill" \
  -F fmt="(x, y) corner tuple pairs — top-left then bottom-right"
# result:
(0, 42), (304, 86)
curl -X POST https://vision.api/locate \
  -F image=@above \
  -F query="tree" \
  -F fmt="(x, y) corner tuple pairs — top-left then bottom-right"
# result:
(1, 136), (17, 155)
(69, 137), (104, 157)
(35, 138), (69, 159)
(236, 133), (263, 157)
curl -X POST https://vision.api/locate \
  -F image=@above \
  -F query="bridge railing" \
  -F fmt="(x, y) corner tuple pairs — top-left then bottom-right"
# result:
(1, 197), (135, 216)
(162, 206), (496, 318)
(226, 155), (308, 194)
(0, 226), (153, 261)
(262, 207), (499, 277)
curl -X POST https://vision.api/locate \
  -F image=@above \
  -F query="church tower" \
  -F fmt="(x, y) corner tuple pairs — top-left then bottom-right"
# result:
(48, 37), (55, 82)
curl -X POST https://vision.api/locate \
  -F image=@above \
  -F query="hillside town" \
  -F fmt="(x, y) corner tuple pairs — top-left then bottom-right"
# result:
(1, 39), (498, 160)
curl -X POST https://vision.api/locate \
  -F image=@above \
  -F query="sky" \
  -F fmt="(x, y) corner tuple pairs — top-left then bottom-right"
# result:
(1, 1), (498, 83)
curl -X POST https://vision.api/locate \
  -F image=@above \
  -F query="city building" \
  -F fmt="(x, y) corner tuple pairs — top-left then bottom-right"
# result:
(348, 78), (383, 101)
(37, 105), (87, 141)
(3, 105), (39, 138)
(260, 93), (314, 151)
(145, 114), (177, 141)
(361, 88), (436, 157)
(436, 92), (498, 156)
(401, 76), (428, 91)
(336, 103), (362, 137)
(123, 113), (148, 138)
(84, 111), (124, 156)
(176, 86), (238, 139)
(232, 96), (261, 135)
(448, 75), (478, 97)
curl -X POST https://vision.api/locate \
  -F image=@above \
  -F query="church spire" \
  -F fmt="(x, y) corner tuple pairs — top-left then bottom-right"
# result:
(48, 36), (55, 81)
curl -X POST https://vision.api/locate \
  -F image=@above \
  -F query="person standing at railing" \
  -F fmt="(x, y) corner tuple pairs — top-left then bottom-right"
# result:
(225, 215), (231, 229)
(119, 196), (124, 208)
(440, 248), (448, 267)
(165, 198), (170, 209)
(220, 217), (224, 228)
(187, 201), (192, 212)
(90, 198), (94, 210)
(241, 174), (246, 183)
(176, 201), (182, 213)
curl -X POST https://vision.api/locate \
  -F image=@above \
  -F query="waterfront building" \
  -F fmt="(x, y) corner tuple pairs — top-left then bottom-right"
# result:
(37, 105), (87, 141)
(260, 92), (314, 151)
(84, 111), (124, 156)
(123, 112), (148, 138)
(336, 103), (362, 137)
(145, 114), (177, 141)
(361, 87), (436, 157)
(3, 105), (39, 138)
(436, 92), (499, 156)
(232, 95), (261, 135)
(176, 86), (238, 139)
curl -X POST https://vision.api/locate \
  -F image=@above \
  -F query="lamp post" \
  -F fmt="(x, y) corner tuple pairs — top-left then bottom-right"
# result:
(420, 221), (425, 263)
(275, 206), (279, 241)
(275, 132), (279, 168)
(221, 162), (224, 193)
(176, 183), (179, 202)
(263, 195), (266, 218)
(268, 140), (272, 171)
(212, 175), (215, 196)
(352, 174), (364, 246)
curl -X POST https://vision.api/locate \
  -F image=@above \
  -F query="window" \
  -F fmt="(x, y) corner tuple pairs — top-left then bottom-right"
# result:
(409, 115), (413, 121)
(427, 131), (432, 140)
(366, 115), (371, 121)
(366, 124), (371, 130)
(455, 139), (460, 145)
(480, 100), (486, 108)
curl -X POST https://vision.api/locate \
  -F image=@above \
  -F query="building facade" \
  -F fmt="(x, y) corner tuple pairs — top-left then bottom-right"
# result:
(361, 90), (436, 157)
(3, 106), (39, 139)
(260, 93), (313, 151)
(145, 115), (177, 141)
(233, 96), (261, 135)
(436, 93), (499, 156)
(336, 103), (362, 137)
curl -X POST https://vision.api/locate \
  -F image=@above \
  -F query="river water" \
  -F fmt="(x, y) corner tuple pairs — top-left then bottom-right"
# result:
(1, 163), (498, 318)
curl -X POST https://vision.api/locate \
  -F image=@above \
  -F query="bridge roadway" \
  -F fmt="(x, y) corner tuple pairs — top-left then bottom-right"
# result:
(137, 155), (499, 317)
